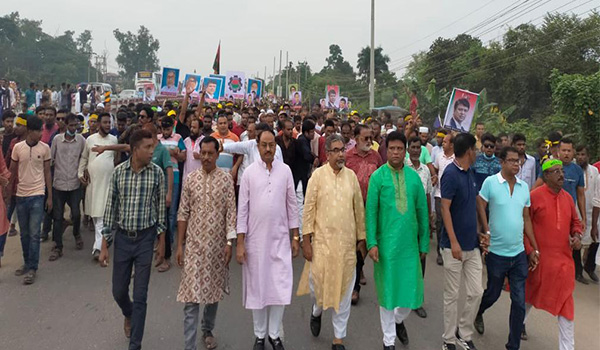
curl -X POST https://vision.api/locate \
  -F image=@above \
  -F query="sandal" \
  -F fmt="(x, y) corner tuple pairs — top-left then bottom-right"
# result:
(49, 248), (63, 261)
(75, 236), (84, 250)
(203, 331), (218, 349)
(23, 270), (36, 285)
(15, 265), (27, 276)
(157, 260), (171, 273)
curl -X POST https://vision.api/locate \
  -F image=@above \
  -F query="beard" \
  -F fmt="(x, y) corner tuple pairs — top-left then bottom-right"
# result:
(190, 133), (199, 141)
(336, 159), (346, 168)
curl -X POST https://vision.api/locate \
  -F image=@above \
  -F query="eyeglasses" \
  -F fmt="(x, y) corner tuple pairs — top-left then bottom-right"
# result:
(504, 158), (520, 164)
(328, 147), (346, 154)
(546, 168), (564, 175)
(483, 144), (495, 149)
(56, 118), (65, 121)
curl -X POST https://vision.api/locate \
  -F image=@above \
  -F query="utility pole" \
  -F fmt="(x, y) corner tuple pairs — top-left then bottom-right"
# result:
(285, 51), (289, 100)
(278, 50), (282, 98)
(369, 0), (375, 110)
(272, 56), (276, 94)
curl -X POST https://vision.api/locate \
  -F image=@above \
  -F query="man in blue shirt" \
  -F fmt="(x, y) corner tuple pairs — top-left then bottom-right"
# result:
(474, 147), (540, 350)
(473, 133), (502, 191)
(440, 133), (485, 350)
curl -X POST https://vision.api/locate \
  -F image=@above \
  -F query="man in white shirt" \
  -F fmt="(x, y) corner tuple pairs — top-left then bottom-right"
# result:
(433, 133), (455, 266)
(512, 133), (536, 190)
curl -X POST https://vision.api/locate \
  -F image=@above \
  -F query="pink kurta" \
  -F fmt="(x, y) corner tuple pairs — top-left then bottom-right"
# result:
(237, 160), (299, 309)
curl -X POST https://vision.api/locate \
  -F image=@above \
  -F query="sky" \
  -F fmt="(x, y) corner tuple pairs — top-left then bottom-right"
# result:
(5, 0), (596, 80)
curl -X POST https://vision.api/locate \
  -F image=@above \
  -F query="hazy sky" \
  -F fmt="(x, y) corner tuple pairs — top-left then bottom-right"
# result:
(6, 0), (594, 79)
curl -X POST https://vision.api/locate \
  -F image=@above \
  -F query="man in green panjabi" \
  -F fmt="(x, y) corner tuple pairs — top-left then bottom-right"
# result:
(366, 131), (430, 350)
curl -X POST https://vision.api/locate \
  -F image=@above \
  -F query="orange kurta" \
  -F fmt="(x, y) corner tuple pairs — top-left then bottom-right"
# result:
(525, 185), (583, 320)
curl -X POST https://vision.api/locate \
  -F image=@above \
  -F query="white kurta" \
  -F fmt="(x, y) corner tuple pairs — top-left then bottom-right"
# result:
(583, 166), (599, 245)
(78, 133), (117, 218)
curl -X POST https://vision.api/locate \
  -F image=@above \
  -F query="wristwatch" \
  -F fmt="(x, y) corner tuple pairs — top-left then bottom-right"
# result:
(293, 236), (300, 241)
(227, 240), (233, 247)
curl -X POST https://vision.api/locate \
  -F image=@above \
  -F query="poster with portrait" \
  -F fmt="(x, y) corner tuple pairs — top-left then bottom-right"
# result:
(225, 71), (246, 100)
(291, 91), (302, 109)
(443, 88), (479, 133)
(209, 74), (227, 100)
(247, 78), (263, 102)
(325, 85), (339, 109)
(143, 83), (156, 102)
(337, 96), (349, 112)
(202, 77), (223, 103)
(160, 67), (180, 96)
(183, 74), (201, 99)
(288, 84), (299, 98)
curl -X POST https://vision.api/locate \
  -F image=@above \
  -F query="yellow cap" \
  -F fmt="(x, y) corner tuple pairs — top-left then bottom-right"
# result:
(89, 114), (98, 121)
(15, 116), (27, 126)
(404, 114), (413, 122)
(167, 110), (177, 117)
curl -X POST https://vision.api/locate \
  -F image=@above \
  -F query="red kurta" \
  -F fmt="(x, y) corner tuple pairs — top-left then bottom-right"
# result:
(525, 185), (583, 320)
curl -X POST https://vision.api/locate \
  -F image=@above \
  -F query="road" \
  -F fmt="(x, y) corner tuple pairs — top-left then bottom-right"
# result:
(0, 225), (598, 350)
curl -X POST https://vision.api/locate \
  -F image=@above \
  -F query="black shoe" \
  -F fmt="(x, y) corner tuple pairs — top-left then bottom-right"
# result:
(310, 313), (321, 337)
(585, 268), (599, 282)
(40, 234), (49, 242)
(442, 343), (456, 350)
(437, 254), (443, 266)
(268, 337), (285, 350)
(396, 322), (409, 345)
(253, 337), (265, 350)
(474, 313), (484, 335)
(413, 306), (427, 318)
(455, 330), (477, 350)
(576, 275), (590, 285)
(521, 325), (528, 341)
(331, 344), (346, 350)
(384, 346), (395, 350)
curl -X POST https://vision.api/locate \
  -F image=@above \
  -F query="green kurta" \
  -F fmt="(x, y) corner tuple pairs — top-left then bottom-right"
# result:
(366, 163), (430, 310)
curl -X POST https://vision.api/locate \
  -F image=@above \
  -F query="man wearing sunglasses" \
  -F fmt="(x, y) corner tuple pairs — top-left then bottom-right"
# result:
(473, 133), (502, 191)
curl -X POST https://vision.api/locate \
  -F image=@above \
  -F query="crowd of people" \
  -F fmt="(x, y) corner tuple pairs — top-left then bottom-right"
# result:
(0, 81), (597, 350)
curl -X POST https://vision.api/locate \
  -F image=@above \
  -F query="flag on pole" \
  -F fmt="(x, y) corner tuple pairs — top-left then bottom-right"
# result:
(433, 113), (441, 129)
(212, 41), (221, 75)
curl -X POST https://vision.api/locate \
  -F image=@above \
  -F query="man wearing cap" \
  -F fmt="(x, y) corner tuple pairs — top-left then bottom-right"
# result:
(79, 113), (118, 260)
(418, 127), (433, 155)
(523, 158), (583, 350)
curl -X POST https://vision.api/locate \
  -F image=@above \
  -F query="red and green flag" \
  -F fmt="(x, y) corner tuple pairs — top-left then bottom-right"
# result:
(212, 41), (221, 75)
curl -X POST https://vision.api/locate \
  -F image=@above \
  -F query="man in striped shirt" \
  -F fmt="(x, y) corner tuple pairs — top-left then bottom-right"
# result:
(99, 129), (166, 350)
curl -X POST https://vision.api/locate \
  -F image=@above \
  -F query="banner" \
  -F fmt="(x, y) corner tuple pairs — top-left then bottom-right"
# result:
(202, 77), (224, 103)
(247, 78), (263, 102)
(288, 84), (299, 99)
(338, 96), (349, 113)
(291, 91), (302, 109)
(209, 74), (226, 100)
(443, 88), (479, 132)
(325, 85), (339, 109)
(183, 74), (201, 99)
(225, 71), (246, 100)
(160, 67), (180, 96)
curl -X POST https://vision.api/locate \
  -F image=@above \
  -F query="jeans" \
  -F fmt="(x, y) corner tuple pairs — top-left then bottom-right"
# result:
(165, 182), (180, 260)
(112, 226), (156, 350)
(16, 195), (45, 271)
(41, 190), (52, 238)
(52, 187), (82, 250)
(478, 251), (528, 350)
(184, 302), (219, 350)
(0, 233), (6, 257)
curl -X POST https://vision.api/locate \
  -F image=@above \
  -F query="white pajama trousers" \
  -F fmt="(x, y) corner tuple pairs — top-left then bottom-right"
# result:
(310, 271), (356, 339)
(524, 304), (574, 350)
(93, 217), (103, 252)
(379, 307), (411, 346)
(252, 305), (286, 339)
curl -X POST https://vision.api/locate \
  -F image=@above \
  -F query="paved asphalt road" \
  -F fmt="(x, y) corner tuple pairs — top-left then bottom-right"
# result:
(0, 225), (598, 350)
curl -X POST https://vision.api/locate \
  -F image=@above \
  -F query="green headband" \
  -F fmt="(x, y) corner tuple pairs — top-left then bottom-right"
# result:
(542, 159), (563, 172)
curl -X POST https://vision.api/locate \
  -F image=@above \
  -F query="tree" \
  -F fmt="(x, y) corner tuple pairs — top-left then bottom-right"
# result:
(76, 30), (93, 56)
(113, 26), (160, 85)
(356, 46), (391, 82)
(322, 44), (354, 76)
(0, 12), (96, 86)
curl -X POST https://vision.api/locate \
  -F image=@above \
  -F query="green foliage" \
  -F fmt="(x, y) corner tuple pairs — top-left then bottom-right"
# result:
(550, 69), (600, 157)
(0, 12), (97, 85)
(113, 26), (160, 87)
